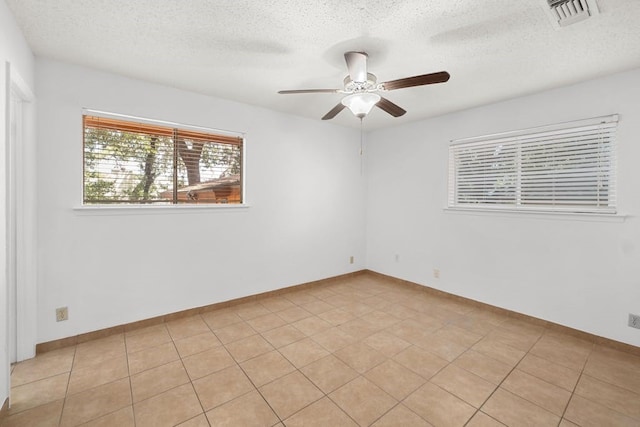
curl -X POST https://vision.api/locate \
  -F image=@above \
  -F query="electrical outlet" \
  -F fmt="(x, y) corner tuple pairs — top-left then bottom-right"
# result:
(349, 256), (354, 264)
(629, 313), (640, 329)
(56, 307), (68, 322)
(433, 269), (440, 279)
(395, 254), (400, 262)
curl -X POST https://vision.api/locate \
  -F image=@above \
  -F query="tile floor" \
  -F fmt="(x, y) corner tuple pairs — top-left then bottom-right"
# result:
(3, 274), (640, 426)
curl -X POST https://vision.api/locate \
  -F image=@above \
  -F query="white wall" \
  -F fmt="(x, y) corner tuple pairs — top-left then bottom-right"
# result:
(366, 68), (640, 347)
(0, 0), (35, 408)
(36, 59), (366, 344)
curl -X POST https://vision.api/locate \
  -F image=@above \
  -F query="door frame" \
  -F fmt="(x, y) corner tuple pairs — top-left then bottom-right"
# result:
(6, 62), (36, 362)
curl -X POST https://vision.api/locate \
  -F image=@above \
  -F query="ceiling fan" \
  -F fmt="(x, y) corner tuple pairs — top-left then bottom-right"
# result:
(278, 51), (450, 120)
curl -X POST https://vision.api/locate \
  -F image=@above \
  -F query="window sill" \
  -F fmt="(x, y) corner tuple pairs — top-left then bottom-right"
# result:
(443, 207), (627, 223)
(73, 204), (250, 216)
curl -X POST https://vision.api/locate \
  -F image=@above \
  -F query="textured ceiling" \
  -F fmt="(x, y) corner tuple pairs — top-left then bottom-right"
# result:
(6, 0), (640, 129)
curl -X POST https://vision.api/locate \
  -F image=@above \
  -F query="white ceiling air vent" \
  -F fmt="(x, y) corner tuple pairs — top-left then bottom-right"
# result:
(544, 0), (599, 28)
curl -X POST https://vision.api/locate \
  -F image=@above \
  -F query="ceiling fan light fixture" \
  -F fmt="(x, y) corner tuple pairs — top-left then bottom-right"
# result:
(341, 93), (381, 118)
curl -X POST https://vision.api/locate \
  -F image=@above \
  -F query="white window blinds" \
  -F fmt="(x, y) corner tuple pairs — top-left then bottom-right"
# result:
(448, 115), (618, 214)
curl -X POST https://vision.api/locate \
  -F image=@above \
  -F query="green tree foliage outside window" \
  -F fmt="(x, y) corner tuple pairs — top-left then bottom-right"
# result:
(83, 115), (243, 204)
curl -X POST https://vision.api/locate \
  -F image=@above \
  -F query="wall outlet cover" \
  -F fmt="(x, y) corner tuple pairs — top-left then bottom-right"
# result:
(629, 313), (640, 329)
(56, 307), (68, 322)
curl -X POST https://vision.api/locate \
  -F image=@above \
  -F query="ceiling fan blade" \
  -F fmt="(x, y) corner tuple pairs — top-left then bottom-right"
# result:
(278, 89), (340, 94)
(381, 71), (450, 91)
(321, 103), (346, 120)
(376, 97), (407, 117)
(344, 51), (368, 83)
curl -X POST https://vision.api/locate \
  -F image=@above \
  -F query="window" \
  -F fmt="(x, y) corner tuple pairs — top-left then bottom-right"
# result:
(448, 115), (617, 214)
(83, 112), (243, 205)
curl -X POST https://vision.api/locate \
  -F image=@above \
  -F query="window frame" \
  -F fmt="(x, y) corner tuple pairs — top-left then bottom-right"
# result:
(447, 115), (618, 216)
(81, 109), (246, 208)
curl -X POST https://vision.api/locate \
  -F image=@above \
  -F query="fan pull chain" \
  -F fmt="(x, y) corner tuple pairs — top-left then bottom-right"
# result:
(360, 117), (364, 176)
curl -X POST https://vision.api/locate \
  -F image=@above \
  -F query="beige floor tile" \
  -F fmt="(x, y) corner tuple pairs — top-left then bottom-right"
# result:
(393, 346), (449, 379)
(127, 342), (179, 375)
(320, 293), (354, 308)
(125, 327), (171, 354)
(371, 404), (432, 426)
(259, 371), (323, 419)
(192, 365), (253, 410)
(284, 397), (357, 427)
(174, 331), (221, 358)
(362, 295), (392, 310)
(487, 326), (540, 352)
(517, 353), (581, 391)
(317, 307), (356, 326)
(501, 369), (571, 416)
(365, 359), (426, 400)
(130, 360), (190, 402)
(564, 394), (637, 427)
(386, 319), (440, 344)
(81, 406), (134, 426)
(404, 382), (476, 427)
(330, 376), (397, 426)
(466, 411), (507, 427)
(431, 364), (496, 408)
(481, 388), (560, 427)
(342, 301), (375, 316)
(276, 306), (313, 323)
(212, 321), (256, 344)
(574, 374), (640, 419)
(451, 314), (499, 336)
(300, 355), (359, 393)
(9, 372), (69, 414)
(472, 336), (526, 367)
(73, 335), (126, 370)
(176, 413), (210, 427)
(166, 316), (211, 340)
(246, 312), (288, 333)
(182, 346), (235, 380)
(500, 318), (544, 335)
(529, 333), (593, 371)
(224, 334), (273, 362)
(453, 350), (512, 385)
(591, 344), (640, 370)
(10, 347), (75, 387)
(60, 377), (132, 427)
(300, 299), (334, 315)
(205, 390), (278, 427)
(383, 303), (421, 320)
(261, 324), (307, 348)
(234, 302), (271, 320)
(279, 337), (330, 368)
(285, 291), (318, 305)
(125, 323), (166, 337)
(12, 275), (640, 427)
(360, 310), (401, 329)
(240, 350), (296, 387)
(259, 296), (297, 312)
(334, 342), (386, 373)
(419, 336), (469, 363)
(434, 324), (484, 348)
(336, 318), (380, 340)
(465, 308), (509, 328)
(1, 399), (63, 427)
(364, 331), (411, 357)
(310, 327), (355, 352)
(292, 316), (332, 336)
(133, 383), (202, 427)
(67, 354), (129, 396)
(583, 346), (640, 394)
(201, 310), (242, 330)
